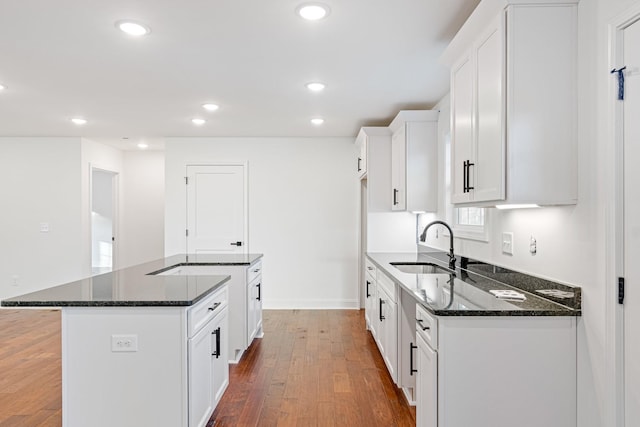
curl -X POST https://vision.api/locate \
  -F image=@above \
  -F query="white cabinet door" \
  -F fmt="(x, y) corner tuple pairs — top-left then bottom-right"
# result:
(188, 321), (215, 427)
(378, 285), (398, 383)
(247, 275), (262, 343)
(450, 55), (474, 205)
(473, 16), (505, 203)
(416, 333), (437, 427)
(186, 164), (247, 254)
(211, 306), (229, 408)
(357, 131), (367, 177)
(391, 125), (407, 211)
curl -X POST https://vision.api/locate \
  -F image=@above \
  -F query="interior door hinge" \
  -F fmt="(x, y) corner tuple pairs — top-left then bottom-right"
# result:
(185, 229), (189, 237)
(619, 277), (625, 304)
(185, 176), (188, 185)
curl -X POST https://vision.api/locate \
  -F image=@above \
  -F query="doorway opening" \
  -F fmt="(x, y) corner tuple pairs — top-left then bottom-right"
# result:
(91, 168), (118, 274)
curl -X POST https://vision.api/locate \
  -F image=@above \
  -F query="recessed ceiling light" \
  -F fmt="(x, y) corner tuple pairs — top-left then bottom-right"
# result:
(71, 118), (87, 125)
(306, 82), (326, 92)
(202, 103), (219, 112)
(192, 118), (206, 125)
(296, 3), (330, 21)
(115, 20), (151, 36)
(0, 84), (6, 91)
(311, 118), (324, 125)
(137, 142), (149, 149)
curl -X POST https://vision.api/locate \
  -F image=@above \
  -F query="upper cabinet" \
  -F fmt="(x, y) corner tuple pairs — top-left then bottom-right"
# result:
(442, 0), (578, 207)
(388, 111), (439, 212)
(355, 129), (368, 178)
(355, 127), (392, 212)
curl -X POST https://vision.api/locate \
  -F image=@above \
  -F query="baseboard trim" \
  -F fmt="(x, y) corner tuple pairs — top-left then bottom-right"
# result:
(263, 299), (359, 310)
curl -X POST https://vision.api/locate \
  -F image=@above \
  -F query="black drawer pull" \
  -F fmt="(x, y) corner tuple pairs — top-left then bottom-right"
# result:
(416, 318), (430, 331)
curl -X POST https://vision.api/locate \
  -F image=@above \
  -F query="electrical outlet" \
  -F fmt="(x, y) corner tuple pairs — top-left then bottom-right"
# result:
(111, 334), (138, 352)
(12, 275), (19, 286)
(39, 222), (49, 233)
(502, 232), (514, 255)
(530, 236), (537, 255)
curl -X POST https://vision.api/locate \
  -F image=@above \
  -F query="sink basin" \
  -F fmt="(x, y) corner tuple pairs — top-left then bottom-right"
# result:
(390, 262), (452, 275)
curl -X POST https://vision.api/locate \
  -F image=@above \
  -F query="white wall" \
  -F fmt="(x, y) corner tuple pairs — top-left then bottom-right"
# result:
(120, 150), (165, 268)
(164, 137), (359, 309)
(0, 137), (84, 300)
(418, 1), (640, 425)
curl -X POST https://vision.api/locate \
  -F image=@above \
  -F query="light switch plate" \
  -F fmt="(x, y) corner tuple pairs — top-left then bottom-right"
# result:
(502, 232), (514, 255)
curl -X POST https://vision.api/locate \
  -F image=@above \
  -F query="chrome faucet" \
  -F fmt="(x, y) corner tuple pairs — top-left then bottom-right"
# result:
(419, 220), (456, 270)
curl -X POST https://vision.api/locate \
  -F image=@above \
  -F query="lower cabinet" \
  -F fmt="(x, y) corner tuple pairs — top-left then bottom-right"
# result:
(188, 286), (229, 427)
(414, 303), (577, 427)
(376, 270), (398, 383)
(364, 267), (378, 338)
(247, 269), (263, 344)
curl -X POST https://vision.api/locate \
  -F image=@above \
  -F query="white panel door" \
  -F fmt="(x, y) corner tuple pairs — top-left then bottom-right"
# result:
(624, 17), (640, 426)
(186, 165), (246, 254)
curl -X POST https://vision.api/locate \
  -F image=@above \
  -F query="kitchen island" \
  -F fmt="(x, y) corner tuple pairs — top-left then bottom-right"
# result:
(1, 253), (263, 427)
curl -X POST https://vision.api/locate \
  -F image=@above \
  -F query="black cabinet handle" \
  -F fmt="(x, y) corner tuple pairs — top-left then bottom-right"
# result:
(230, 241), (243, 246)
(463, 160), (475, 192)
(393, 189), (399, 206)
(257, 282), (261, 301)
(357, 157), (362, 172)
(410, 343), (418, 375)
(208, 302), (221, 312)
(212, 327), (221, 358)
(379, 298), (385, 321)
(366, 280), (371, 298)
(416, 318), (430, 331)
(463, 160), (468, 193)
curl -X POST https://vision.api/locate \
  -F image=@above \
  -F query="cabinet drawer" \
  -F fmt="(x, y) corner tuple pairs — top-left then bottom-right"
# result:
(247, 261), (262, 284)
(365, 258), (377, 276)
(377, 270), (397, 303)
(188, 285), (228, 338)
(416, 304), (438, 350)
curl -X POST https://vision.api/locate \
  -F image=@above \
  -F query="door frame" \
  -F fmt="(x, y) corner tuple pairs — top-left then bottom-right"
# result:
(607, 5), (640, 426)
(89, 164), (119, 273)
(185, 161), (249, 254)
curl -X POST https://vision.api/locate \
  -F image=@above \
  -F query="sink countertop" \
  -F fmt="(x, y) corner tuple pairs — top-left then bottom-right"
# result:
(366, 252), (580, 317)
(1, 253), (263, 308)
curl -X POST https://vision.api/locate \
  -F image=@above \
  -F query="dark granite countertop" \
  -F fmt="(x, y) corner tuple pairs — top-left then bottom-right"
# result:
(0, 253), (263, 308)
(367, 251), (580, 317)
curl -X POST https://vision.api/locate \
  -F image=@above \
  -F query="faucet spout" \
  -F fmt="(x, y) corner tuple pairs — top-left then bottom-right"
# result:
(420, 220), (456, 270)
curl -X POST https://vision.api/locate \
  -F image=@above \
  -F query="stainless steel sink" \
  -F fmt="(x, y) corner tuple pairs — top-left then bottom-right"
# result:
(390, 262), (452, 275)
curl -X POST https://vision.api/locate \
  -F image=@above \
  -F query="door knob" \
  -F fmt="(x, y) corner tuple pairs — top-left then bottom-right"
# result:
(230, 241), (243, 246)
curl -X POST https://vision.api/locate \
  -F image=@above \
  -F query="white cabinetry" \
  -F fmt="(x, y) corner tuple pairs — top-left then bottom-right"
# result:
(414, 303), (577, 427)
(62, 283), (230, 427)
(389, 110), (439, 212)
(188, 287), (229, 427)
(443, 1), (578, 207)
(398, 290), (418, 404)
(376, 270), (398, 383)
(356, 127), (392, 211)
(364, 259), (378, 338)
(247, 262), (263, 344)
(355, 129), (368, 177)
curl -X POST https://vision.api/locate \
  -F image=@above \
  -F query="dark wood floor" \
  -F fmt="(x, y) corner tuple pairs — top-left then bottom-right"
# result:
(210, 310), (415, 427)
(0, 309), (414, 427)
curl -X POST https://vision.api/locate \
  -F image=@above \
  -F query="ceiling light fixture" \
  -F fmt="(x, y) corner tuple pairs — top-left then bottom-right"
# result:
(115, 20), (151, 36)
(137, 142), (149, 149)
(202, 103), (219, 112)
(311, 118), (324, 125)
(0, 84), (6, 91)
(296, 3), (330, 21)
(192, 118), (206, 125)
(306, 82), (326, 92)
(71, 118), (87, 125)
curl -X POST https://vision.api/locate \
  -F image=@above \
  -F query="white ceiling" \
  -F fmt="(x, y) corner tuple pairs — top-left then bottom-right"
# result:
(0, 0), (479, 149)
